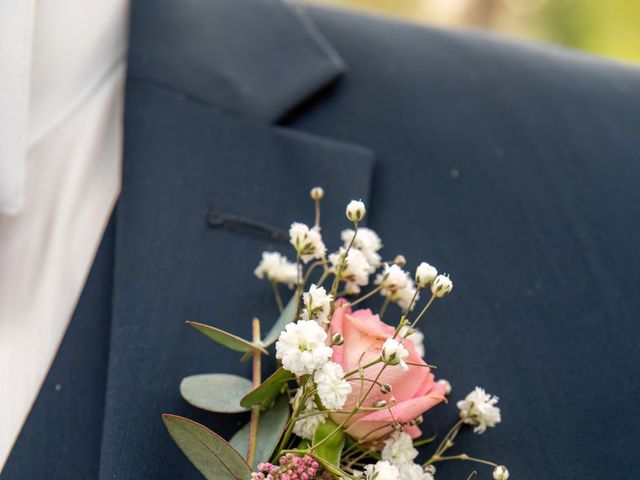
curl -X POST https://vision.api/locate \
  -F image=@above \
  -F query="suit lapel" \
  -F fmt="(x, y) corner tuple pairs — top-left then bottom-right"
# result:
(128, 0), (346, 121)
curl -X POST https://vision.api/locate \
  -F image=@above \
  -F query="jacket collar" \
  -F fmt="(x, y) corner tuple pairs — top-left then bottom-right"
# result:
(128, 0), (346, 122)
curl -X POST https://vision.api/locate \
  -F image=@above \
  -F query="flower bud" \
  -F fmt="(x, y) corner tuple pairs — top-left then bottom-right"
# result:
(391, 421), (403, 431)
(346, 200), (366, 223)
(424, 465), (436, 475)
(310, 186), (324, 200)
(380, 384), (392, 394)
(415, 262), (437, 288)
(331, 332), (344, 346)
(381, 338), (409, 369)
(431, 274), (453, 298)
(393, 255), (407, 267)
(374, 399), (388, 408)
(493, 465), (509, 480)
(438, 379), (452, 395)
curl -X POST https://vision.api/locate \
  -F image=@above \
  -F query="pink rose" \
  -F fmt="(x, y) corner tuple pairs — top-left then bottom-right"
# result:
(329, 301), (447, 442)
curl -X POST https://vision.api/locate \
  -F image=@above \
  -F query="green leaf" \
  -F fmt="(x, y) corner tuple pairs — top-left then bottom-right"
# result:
(240, 367), (294, 410)
(312, 419), (345, 467)
(262, 296), (298, 347)
(180, 374), (253, 413)
(187, 321), (268, 355)
(162, 414), (252, 480)
(297, 439), (311, 450)
(230, 395), (290, 467)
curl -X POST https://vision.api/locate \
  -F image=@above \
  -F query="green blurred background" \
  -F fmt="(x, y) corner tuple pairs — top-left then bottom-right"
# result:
(313, 0), (640, 63)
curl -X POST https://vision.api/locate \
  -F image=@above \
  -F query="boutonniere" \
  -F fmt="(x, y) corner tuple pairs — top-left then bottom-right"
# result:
(163, 187), (508, 480)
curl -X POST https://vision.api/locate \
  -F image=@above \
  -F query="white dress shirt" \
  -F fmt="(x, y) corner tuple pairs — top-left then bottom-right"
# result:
(0, 0), (128, 470)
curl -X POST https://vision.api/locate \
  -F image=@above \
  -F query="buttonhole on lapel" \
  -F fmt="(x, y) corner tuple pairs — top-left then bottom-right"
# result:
(207, 209), (289, 243)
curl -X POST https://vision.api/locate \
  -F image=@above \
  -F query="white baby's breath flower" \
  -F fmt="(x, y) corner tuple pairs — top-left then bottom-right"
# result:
(376, 265), (419, 311)
(376, 264), (410, 293)
(399, 326), (425, 357)
(346, 200), (366, 223)
(275, 320), (333, 376)
(289, 222), (326, 263)
(415, 262), (438, 288)
(393, 280), (419, 311)
(381, 338), (409, 370)
(363, 461), (399, 480)
(302, 284), (333, 325)
(457, 387), (502, 434)
(254, 252), (298, 288)
(329, 247), (373, 294)
(341, 228), (383, 268)
(381, 432), (418, 465)
(314, 361), (352, 410)
(431, 274), (453, 298)
(291, 390), (327, 440)
(493, 465), (510, 480)
(397, 463), (434, 480)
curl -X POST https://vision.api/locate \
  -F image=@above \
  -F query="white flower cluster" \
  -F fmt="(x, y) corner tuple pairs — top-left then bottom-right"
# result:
(289, 222), (326, 263)
(378, 433), (434, 480)
(362, 461), (399, 480)
(361, 457), (434, 480)
(275, 320), (333, 376)
(399, 463), (435, 480)
(329, 247), (375, 294)
(376, 264), (420, 311)
(341, 227), (382, 269)
(381, 431), (418, 465)
(254, 252), (298, 288)
(313, 361), (352, 410)
(301, 284), (333, 325)
(457, 387), (502, 434)
(291, 390), (327, 440)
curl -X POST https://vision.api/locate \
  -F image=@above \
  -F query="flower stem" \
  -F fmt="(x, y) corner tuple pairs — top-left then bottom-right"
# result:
(344, 358), (382, 378)
(271, 281), (284, 313)
(379, 296), (391, 319)
(430, 453), (498, 468)
(246, 318), (262, 467)
(409, 294), (436, 331)
(330, 225), (358, 299)
(424, 419), (463, 466)
(347, 284), (384, 308)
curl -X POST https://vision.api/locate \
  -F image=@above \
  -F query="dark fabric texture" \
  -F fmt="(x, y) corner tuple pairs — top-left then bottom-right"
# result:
(1, 219), (115, 480)
(5, 1), (640, 479)
(284, 8), (640, 479)
(128, 0), (345, 121)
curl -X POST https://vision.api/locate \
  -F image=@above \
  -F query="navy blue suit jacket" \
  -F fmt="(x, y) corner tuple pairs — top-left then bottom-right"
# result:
(4, 0), (640, 478)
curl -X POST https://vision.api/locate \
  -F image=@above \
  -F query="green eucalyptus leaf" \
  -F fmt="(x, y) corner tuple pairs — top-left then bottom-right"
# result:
(180, 374), (253, 413)
(262, 296), (298, 347)
(312, 419), (345, 467)
(240, 368), (294, 410)
(162, 414), (252, 480)
(187, 321), (268, 355)
(230, 395), (290, 467)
